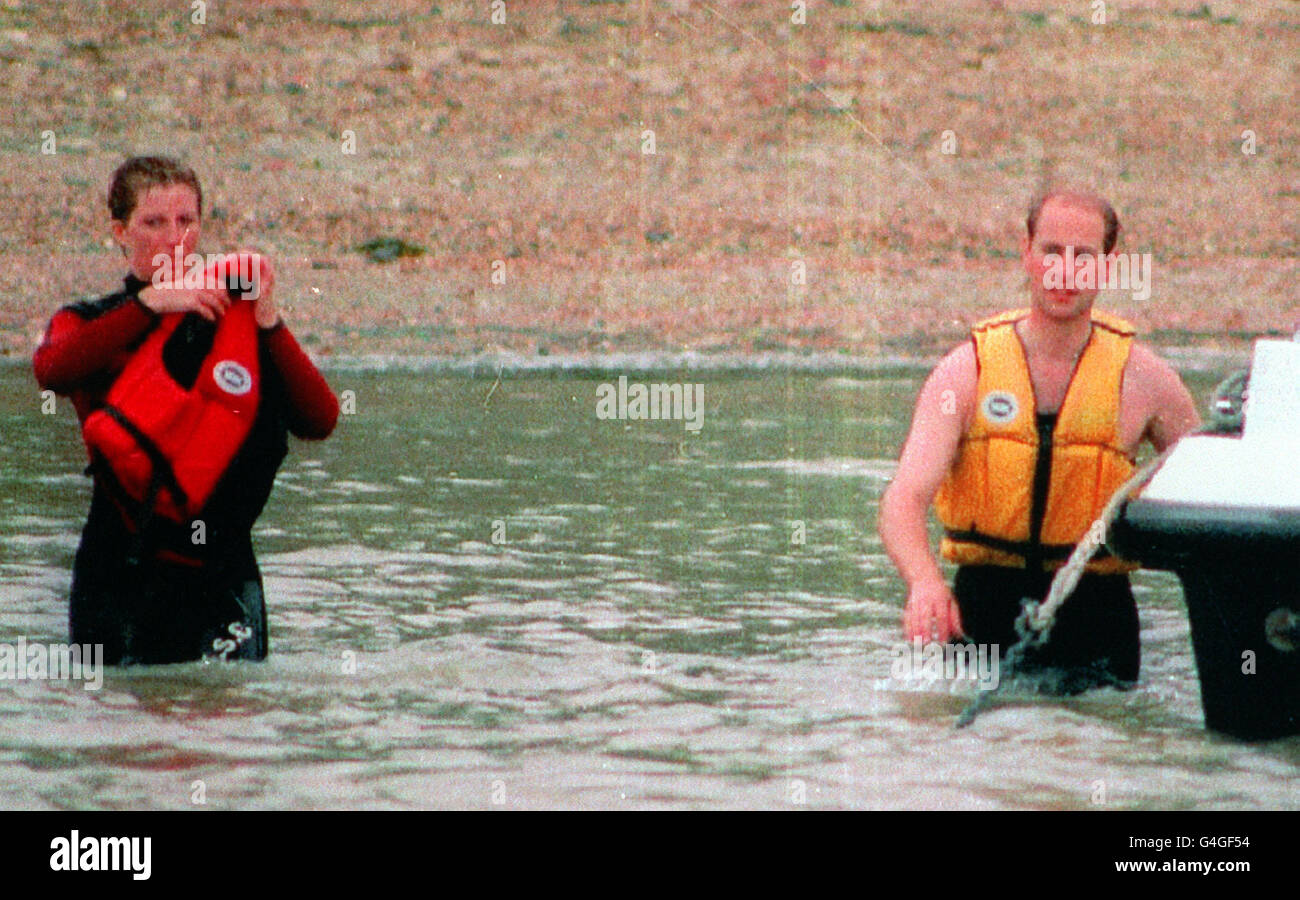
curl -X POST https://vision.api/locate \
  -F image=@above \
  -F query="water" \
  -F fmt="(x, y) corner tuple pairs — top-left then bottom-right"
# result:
(2, 364), (1296, 810)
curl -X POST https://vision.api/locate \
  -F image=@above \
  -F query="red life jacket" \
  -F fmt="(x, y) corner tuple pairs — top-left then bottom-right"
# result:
(82, 270), (262, 540)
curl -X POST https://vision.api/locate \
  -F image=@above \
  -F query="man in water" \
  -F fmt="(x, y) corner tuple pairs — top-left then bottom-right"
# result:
(878, 187), (1199, 687)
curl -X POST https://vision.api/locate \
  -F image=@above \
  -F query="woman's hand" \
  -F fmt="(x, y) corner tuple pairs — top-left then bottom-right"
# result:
(139, 252), (280, 327)
(136, 282), (230, 321)
(243, 252), (280, 329)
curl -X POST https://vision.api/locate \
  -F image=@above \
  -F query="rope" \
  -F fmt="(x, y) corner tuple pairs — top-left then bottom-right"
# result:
(955, 447), (1175, 728)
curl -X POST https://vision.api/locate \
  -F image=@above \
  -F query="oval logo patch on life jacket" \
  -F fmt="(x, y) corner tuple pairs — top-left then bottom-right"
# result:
(981, 390), (1019, 425)
(213, 360), (253, 396)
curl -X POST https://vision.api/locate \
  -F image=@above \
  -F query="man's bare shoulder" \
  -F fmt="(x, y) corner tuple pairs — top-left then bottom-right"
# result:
(1123, 339), (1201, 450)
(928, 340), (977, 390)
(908, 340), (978, 430)
(1125, 339), (1183, 392)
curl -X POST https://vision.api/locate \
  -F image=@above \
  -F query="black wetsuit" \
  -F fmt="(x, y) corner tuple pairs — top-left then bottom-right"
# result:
(68, 367), (290, 665)
(952, 566), (1140, 689)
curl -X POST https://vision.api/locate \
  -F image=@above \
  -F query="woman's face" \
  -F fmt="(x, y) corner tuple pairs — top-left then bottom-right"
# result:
(110, 182), (202, 282)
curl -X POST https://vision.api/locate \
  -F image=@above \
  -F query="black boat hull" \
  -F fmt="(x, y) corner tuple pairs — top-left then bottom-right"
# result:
(1113, 498), (1300, 740)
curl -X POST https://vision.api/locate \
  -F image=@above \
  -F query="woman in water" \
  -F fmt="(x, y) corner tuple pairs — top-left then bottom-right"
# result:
(34, 155), (338, 665)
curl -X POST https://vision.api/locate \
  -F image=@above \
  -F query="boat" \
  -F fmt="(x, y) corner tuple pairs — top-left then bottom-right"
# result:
(1111, 337), (1300, 740)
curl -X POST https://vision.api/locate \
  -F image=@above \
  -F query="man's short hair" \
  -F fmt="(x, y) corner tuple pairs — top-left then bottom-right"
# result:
(1026, 188), (1119, 254)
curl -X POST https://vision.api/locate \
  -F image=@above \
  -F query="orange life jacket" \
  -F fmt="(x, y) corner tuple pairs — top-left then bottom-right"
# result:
(933, 307), (1138, 574)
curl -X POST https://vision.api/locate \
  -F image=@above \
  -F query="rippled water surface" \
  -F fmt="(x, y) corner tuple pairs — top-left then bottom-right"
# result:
(1, 364), (1295, 810)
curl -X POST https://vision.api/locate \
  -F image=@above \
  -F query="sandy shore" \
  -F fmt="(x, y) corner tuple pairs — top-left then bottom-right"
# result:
(1, 1), (1295, 362)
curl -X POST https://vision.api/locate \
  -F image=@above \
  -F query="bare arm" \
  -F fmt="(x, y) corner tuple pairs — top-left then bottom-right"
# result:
(878, 343), (975, 642)
(1124, 342), (1201, 453)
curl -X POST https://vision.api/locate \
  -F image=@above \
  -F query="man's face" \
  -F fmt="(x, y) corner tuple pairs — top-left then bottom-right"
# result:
(110, 183), (201, 282)
(1020, 196), (1109, 321)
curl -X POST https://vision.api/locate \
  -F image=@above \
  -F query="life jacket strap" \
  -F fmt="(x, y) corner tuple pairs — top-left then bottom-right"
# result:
(93, 405), (192, 567)
(942, 528), (1119, 568)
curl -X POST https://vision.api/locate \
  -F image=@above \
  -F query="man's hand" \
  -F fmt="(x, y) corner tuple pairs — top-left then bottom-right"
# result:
(903, 578), (965, 643)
